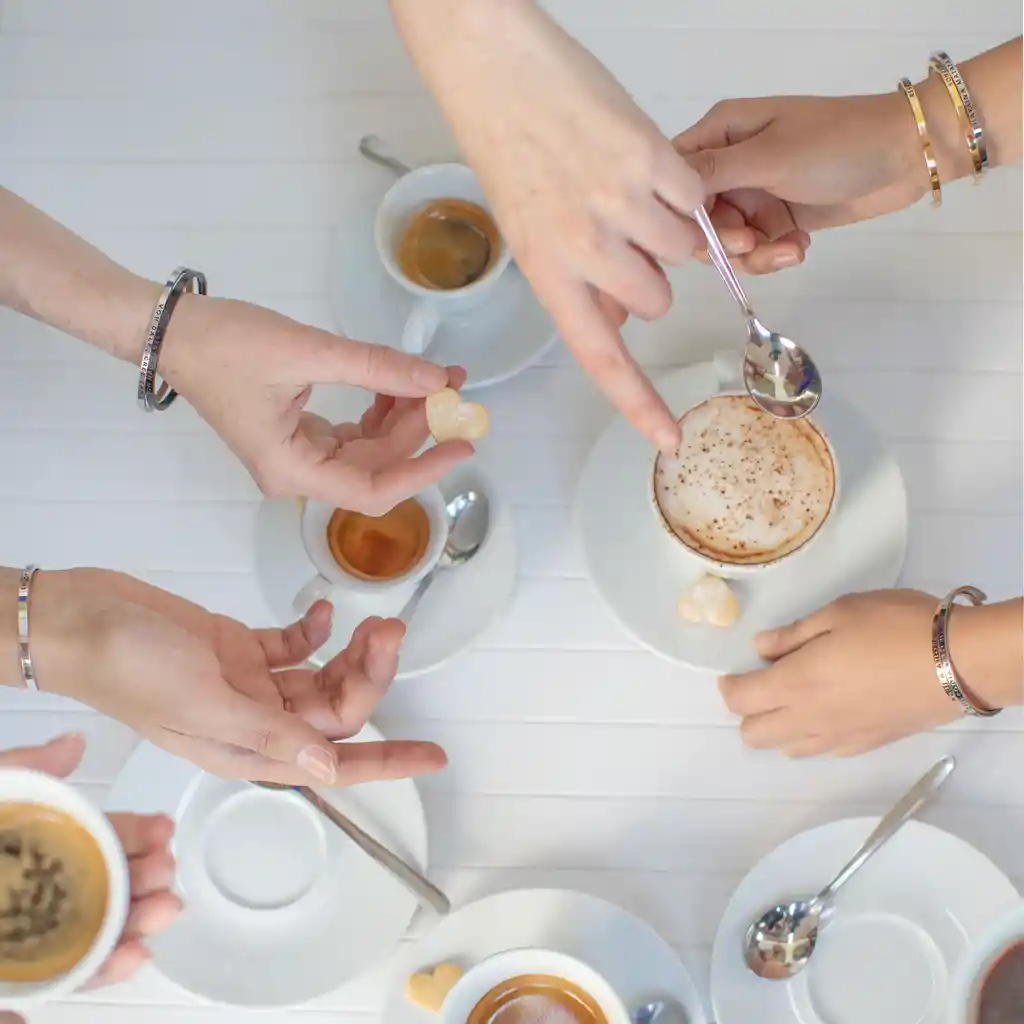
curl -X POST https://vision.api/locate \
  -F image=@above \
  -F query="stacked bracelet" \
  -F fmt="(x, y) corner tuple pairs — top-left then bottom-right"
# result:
(929, 51), (987, 181)
(898, 77), (942, 206)
(931, 586), (1001, 718)
(17, 565), (39, 691)
(137, 266), (207, 413)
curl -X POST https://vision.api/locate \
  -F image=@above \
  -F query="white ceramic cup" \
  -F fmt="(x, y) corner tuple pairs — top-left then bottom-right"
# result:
(442, 948), (631, 1024)
(649, 386), (840, 580)
(947, 900), (1024, 1024)
(0, 770), (129, 1011)
(374, 163), (512, 355)
(293, 488), (449, 613)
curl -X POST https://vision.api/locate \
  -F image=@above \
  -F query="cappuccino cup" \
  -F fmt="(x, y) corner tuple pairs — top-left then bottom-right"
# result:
(948, 901), (1024, 1024)
(0, 770), (129, 1010)
(293, 488), (449, 615)
(442, 949), (630, 1024)
(651, 389), (838, 578)
(375, 163), (511, 355)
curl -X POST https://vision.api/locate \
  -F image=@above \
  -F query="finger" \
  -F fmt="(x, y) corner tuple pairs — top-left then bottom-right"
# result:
(127, 848), (175, 898)
(718, 663), (791, 718)
(673, 99), (777, 157)
(652, 143), (707, 214)
(737, 236), (808, 276)
(628, 198), (703, 265)
(0, 733), (86, 777)
(255, 600), (333, 670)
(124, 891), (183, 938)
(334, 740), (448, 786)
(345, 405), (434, 470)
(543, 279), (679, 451)
(445, 366), (468, 390)
(755, 604), (837, 660)
(780, 734), (836, 759)
(0, 1014), (24, 1023)
(358, 393), (396, 435)
(106, 813), (174, 858)
(301, 332), (448, 395)
(586, 235), (672, 322)
(685, 136), (782, 197)
(595, 290), (628, 328)
(82, 939), (150, 990)
(739, 709), (805, 750)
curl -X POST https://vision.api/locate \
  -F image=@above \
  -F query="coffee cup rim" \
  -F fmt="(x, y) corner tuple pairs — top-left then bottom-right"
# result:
(299, 487), (450, 596)
(649, 390), (839, 578)
(0, 768), (130, 1008)
(946, 901), (1024, 1023)
(440, 947), (631, 1024)
(373, 162), (511, 302)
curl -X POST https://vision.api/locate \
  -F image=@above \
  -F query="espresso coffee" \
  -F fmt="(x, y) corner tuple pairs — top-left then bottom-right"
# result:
(654, 394), (835, 565)
(397, 198), (500, 290)
(0, 803), (108, 983)
(976, 940), (1024, 1024)
(326, 499), (431, 582)
(468, 974), (608, 1024)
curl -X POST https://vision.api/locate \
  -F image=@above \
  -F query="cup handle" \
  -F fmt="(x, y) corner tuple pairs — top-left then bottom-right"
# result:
(713, 349), (744, 390)
(294, 574), (333, 617)
(401, 300), (442, 355)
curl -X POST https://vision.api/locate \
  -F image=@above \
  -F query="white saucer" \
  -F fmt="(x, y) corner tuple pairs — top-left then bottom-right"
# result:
(331, 167), (558, 390)
(574, 356), (908, 674)
(106, 727), (429, 1008)
(255, 460), (516, 676)
(382, 888), (707, 1024)
(710, 818), (1020, 1024)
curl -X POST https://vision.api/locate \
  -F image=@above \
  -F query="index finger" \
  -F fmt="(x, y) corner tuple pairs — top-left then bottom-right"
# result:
(303, 332), (448, 396)
(542, 278), (679, 451)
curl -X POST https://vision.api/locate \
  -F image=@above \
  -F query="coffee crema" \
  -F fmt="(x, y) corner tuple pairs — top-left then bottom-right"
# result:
(0, 803), (108, 983)
(976, 940), (1024, 1024)
(654, 394), (836, 565)
(469, 974), (607, 1024)
(326, 499), (431, 582)
(397, 198), (500, 290)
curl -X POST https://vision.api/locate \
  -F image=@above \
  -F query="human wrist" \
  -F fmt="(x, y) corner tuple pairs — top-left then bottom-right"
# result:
(947, 598), (1024, 710)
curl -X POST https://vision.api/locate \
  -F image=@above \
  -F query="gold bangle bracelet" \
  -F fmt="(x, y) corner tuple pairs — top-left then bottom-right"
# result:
(898, 77), (942, 207)
(928, 52), (986, 181)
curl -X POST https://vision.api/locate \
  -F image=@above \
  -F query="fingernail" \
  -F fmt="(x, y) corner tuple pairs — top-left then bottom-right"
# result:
(772, 251), (801, 269)
(756, 628), (779, 648)
(656, 426), (681, 451)
(297, 745), (336, 784)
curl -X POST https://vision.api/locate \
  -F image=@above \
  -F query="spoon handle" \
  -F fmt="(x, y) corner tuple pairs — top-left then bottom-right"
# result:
(693, 205), (755, 322)
(294, 786), (451, 916)
(817, 755), (956, 906)
(358, 134), (412, 177)
(398, 571), (437, 625)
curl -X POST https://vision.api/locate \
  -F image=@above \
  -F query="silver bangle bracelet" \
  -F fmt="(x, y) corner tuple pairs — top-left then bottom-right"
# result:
(931, 585), (1001, 717)
(17, 565), (39, 691)
(137, 266), (207, 412)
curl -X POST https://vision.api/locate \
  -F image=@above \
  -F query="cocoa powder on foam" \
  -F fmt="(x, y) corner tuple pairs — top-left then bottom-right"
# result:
(654, 395), (835, 565)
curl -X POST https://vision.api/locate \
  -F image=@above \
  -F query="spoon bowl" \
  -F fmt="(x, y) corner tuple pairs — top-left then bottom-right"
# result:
(631, 1000), (666, 1024)
(692, 205), (822, 420)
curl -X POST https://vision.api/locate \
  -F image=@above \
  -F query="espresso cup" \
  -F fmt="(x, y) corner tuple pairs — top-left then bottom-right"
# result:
(948, 901), (1024, 1024)
(375, 163), (512, 355)
(650, 388), (839, 579)
(0, 770), (129, 1010)
(442, 948), (631, 1024)
(293, 487), (449, 614)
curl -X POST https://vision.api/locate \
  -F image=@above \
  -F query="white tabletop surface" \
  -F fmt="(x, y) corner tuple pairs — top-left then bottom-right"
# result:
(0, 2), (1022, 1021)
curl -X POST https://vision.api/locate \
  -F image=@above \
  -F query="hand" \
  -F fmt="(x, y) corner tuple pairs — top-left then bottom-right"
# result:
(395, 0), (710, 449)
(30, 569), (447, 786)
(0, 734), (181, 1001)
(718, 590), (985, 757)
(158, 295), (473, 515)
(673, 92), (930, 275)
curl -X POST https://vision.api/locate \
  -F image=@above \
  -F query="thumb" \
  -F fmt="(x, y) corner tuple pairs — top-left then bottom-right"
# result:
(755, 606), (836, 661)
(0, 733), (86, 778)
(684, 136), (777, 196)
(302, 332), (447, 396)
(210, 693), (342, 785)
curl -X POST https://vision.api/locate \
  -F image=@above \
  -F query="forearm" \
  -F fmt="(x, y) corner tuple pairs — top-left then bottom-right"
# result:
(951, 597), (1024, 711)
(915, 38), (1022, 185)
(0, 188), (158, 362)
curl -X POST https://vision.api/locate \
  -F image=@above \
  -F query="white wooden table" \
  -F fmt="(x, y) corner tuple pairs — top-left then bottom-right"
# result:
(0, 2), (1021, 1021)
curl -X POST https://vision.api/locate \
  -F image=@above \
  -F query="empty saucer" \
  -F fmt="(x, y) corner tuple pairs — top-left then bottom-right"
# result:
(331, 170), (558, 390)
(105, 726), (428, 1008)
(575, 355), (908, 674)
(255, 460), (516, 677)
